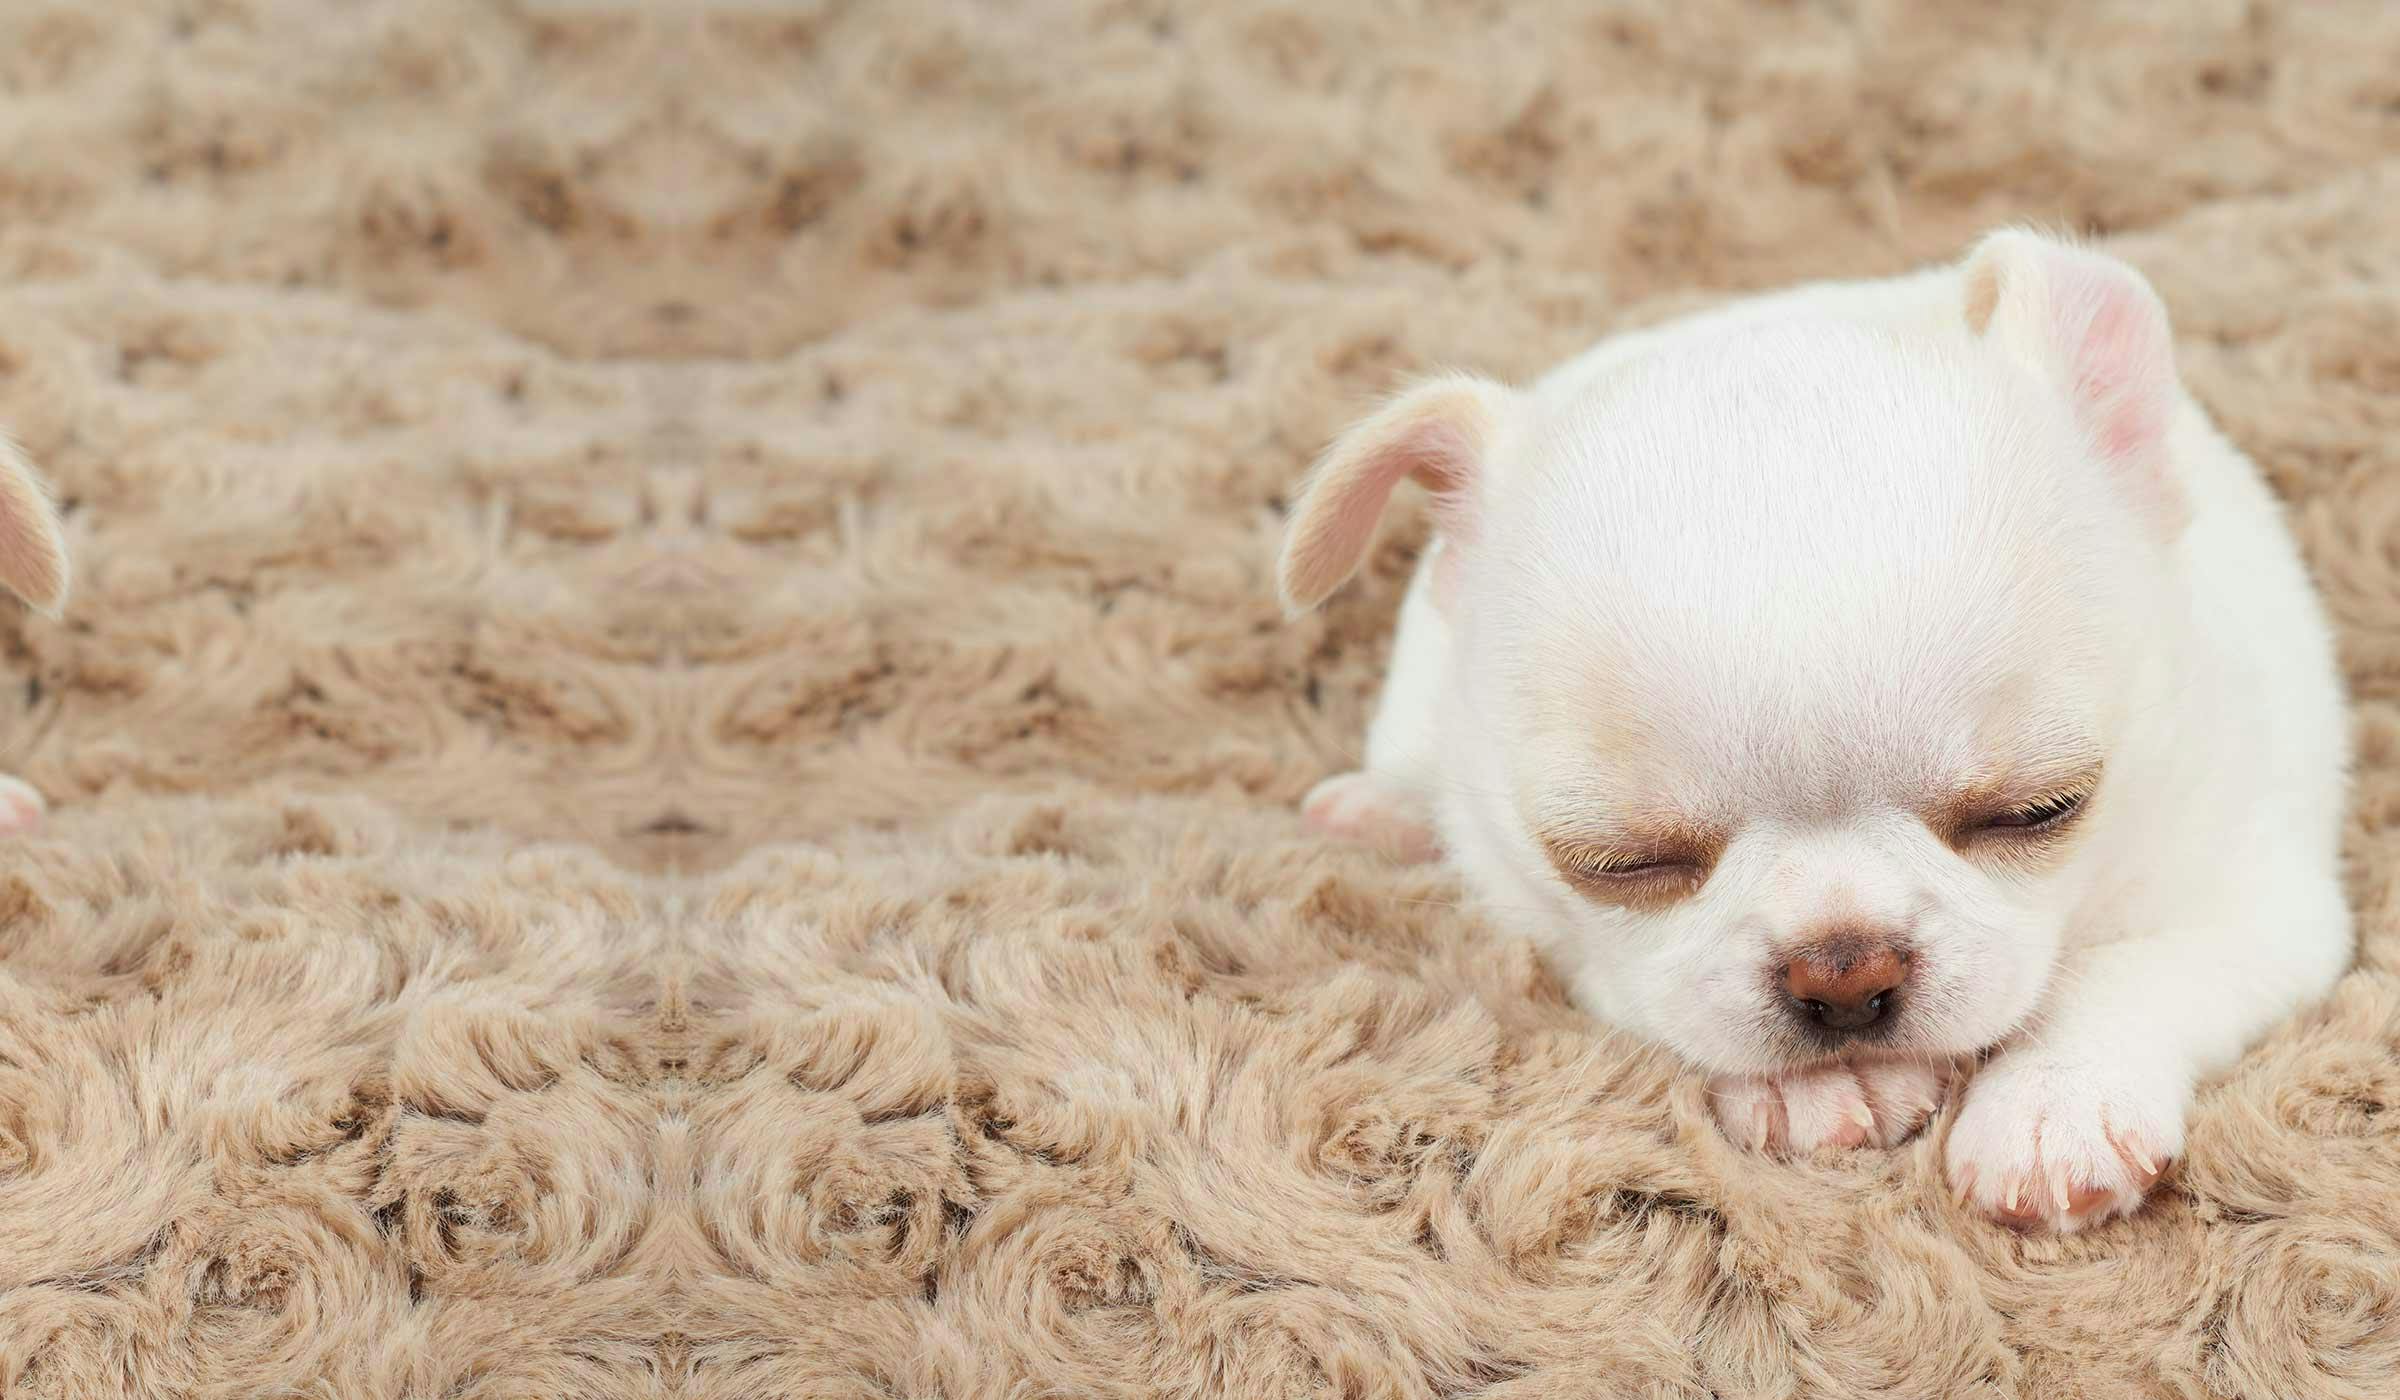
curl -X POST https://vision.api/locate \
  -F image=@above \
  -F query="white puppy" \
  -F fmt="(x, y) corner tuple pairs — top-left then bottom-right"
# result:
(0, 434), (67, 834)
(1278, 229), (2351, 1232)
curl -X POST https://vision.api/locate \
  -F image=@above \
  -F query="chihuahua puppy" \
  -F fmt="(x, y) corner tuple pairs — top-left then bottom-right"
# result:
(0, 434), (67, 834)
(1278, 229), (2352, 1232)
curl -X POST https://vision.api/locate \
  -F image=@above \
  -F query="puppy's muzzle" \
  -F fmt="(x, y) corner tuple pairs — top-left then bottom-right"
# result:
(1782, 934), (1910, 1034)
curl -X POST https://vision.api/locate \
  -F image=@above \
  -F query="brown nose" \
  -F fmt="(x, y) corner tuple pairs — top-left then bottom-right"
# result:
(1783, 938), (1908, 1033)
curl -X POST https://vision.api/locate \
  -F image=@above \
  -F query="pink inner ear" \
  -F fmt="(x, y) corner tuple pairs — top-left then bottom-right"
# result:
(1280, 378), (1502, 611)
(1403, 417), (1478, 537)
(1282, 433), (1423, 608)
(1289, 410), (1475, 599)
(2052, 262), (2171, 466)
(0, 460), (65, 613)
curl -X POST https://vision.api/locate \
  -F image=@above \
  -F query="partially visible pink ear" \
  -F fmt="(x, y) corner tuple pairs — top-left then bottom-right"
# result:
(1962, 229), (2183, 529)
(1276, 372), (1514, 615)
(0, 435), (66, 616)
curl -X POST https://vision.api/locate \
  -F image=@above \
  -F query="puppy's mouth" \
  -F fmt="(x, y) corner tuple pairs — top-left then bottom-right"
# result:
(1744, 1003), (1993, 1078)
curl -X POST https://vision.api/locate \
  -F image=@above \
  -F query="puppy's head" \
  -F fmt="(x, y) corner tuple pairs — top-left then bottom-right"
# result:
(1282, 231), (2185, 1074)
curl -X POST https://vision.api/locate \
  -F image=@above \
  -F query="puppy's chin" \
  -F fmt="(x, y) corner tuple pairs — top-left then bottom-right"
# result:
(1661, 1014), (1995, 1081)
(1745, 1029), (1969, 1077)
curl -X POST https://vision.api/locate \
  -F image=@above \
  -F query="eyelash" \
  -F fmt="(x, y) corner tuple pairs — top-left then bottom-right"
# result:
(1586, 857), (1693, 879)
(1970, 788), (2091, 836)
(1554, 847), (1708, 889)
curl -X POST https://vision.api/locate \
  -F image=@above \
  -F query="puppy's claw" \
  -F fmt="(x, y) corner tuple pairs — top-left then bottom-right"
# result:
(2102, 1124), (2166, 1187)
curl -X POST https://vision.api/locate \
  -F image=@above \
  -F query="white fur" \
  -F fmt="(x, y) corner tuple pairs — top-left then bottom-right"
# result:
(1283, 232), (2352, 1232)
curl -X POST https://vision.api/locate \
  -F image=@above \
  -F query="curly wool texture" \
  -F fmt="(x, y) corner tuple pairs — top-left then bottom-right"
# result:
(0, 0), (2397, 1395)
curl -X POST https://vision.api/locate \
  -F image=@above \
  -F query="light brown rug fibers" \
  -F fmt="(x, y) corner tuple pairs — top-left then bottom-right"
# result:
(0, 2), (2398, 1396)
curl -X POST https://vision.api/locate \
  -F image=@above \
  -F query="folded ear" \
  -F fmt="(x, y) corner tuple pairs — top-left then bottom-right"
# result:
(0, 435), (67, 616)
(1276, 372), (1514, 615)
(1962, 228), (2183, 529)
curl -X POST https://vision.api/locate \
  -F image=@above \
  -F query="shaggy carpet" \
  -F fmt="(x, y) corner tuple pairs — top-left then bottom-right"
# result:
(0, 1), (2396, 1395)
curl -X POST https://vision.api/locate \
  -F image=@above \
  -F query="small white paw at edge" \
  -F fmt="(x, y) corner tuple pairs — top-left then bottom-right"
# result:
(0, 774), (44, 835)
(1300, 771), (1439, 863)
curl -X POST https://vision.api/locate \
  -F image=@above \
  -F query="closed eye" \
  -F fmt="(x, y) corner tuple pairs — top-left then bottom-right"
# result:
(1579, 855), (1703, 879)
(1542, 835), (1714, 908)
(1962, 786), (2091, 838)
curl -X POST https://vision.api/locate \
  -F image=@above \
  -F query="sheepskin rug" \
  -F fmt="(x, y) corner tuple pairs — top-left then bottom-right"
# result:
(1, 1), (2397, 1395)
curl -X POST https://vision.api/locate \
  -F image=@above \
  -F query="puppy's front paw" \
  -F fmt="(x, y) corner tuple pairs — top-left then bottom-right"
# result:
(1710, 1059), (1951, 1154)
(1300, 771), (1438, 863)
(0, 775), (44, 835)
(1944, 1053), (2180, 1233)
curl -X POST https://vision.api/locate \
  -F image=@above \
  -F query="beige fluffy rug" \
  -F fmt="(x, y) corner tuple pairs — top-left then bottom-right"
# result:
(2, 1), (2398, 1395)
